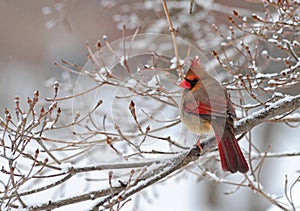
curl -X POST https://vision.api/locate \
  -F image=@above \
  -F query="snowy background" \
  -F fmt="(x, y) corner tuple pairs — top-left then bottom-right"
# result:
(0, 1), (299, 210)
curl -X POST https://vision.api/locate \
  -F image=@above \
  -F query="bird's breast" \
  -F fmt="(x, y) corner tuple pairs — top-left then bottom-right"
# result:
(180, 105), (212, 135)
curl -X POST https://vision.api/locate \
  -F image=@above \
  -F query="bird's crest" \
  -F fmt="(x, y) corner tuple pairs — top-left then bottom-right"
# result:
(185, 56), (205, 80)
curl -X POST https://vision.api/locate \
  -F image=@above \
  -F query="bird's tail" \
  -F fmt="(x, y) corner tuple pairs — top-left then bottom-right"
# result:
(216, 130), (249, 173)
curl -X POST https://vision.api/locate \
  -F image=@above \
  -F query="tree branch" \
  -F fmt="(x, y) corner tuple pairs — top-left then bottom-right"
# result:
(235, 94), (300, 134)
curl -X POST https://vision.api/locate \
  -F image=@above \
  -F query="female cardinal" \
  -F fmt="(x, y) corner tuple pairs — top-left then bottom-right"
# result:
(179, 57), (249, 173)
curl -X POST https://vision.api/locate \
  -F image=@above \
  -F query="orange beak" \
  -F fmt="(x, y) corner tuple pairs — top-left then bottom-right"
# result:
(179, 79), (191, 89)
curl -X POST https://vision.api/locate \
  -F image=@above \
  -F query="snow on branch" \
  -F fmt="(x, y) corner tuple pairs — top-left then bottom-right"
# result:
(235, 94), (300, 135)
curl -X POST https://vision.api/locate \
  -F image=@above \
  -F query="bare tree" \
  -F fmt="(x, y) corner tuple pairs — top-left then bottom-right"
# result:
(1, 1), (299, 210)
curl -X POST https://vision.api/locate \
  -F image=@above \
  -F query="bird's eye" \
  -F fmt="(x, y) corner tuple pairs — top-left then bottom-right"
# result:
(192, 79), (198, 84)
(184, 78), (199, 89)
(189, 78), (198, 88)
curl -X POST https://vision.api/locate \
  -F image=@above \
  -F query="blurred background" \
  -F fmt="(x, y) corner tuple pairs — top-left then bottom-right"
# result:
(0, 1), (299, 211)
(0, 0), (119, 111)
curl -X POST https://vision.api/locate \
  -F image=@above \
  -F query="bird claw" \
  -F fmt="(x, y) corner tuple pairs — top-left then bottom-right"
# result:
(196, 139), (203, 151)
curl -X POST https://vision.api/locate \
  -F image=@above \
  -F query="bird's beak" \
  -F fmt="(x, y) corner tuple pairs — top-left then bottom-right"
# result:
(179, 79), (191, 89)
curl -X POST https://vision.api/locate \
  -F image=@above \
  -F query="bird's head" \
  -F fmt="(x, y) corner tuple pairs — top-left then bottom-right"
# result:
(179, 57), (203, 90)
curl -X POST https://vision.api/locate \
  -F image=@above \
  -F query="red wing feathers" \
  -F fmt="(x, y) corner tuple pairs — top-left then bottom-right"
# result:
(183, 98), (228, 117)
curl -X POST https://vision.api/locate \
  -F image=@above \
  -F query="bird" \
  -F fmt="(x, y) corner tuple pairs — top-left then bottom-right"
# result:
(179, 57), (249, 173)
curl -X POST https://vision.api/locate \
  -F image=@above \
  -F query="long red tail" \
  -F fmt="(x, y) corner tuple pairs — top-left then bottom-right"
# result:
(216, 134), (249, 173)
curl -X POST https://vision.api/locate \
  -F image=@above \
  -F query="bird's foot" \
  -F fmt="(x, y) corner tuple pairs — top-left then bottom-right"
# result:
(196, 139), (203, 151)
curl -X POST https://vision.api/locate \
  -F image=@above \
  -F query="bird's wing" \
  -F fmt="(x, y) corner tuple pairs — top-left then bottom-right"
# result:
(183, 97), (229, 118)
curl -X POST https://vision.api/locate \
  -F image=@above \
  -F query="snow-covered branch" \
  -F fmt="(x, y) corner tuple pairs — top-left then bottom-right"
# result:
(235, 94), (300, 134)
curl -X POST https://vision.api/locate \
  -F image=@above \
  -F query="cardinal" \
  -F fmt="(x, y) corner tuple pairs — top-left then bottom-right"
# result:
(179, 57), (249, 173)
